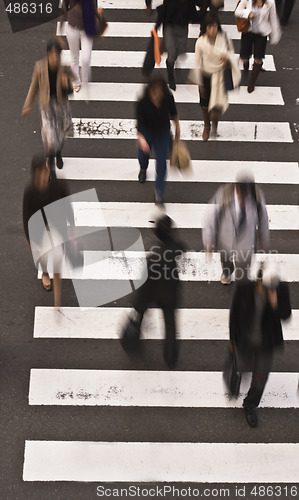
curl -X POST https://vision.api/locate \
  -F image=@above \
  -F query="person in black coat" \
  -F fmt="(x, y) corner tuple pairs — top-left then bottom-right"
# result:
(121, 215), (185, 369)
(229, 262), (291, 427)
(23, 152), (75, 307)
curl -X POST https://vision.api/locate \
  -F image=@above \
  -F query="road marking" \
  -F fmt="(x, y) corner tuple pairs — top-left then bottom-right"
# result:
(34, 306), (298, 340)
(29, 369), (299, 408)
(62, 50), (276, 71)
(57, 159), (299, 183)
(57, 22), (241, 39)
(37, 251), (299, 282)
(69, 83), (284, 105)
(71, 118), (292, 142)
(70, 202), (299, 230)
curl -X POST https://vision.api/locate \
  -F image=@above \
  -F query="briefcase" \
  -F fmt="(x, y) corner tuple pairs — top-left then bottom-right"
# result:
(223, 350), (242, 398)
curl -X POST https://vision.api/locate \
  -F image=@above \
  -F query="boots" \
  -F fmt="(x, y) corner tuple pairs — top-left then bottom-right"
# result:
(201, 106), (210, 141)
(166, 60), (176, 91)
(210, 109), (221, 139)
(243, 60), (249, 73)
(47, 155), (56, 179)
(247, 62), (262, 93)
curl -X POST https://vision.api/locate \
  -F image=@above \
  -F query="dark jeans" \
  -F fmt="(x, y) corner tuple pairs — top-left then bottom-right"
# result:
(138, 129), (172, 198)
(238, 348), (273, 409)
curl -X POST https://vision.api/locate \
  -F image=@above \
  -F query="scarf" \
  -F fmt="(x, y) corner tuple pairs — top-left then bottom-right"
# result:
(80, 0), (96, 37)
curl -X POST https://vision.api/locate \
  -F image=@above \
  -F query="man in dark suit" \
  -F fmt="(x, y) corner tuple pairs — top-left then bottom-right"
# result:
(229, 263), (291, 427)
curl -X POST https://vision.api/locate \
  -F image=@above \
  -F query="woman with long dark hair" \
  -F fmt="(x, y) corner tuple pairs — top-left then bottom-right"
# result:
(136, 75), (180, 206)
(60, 0), (103, 92)
(22, 40), (74, 174)
(235, 0), (281, 93)
(194, 14), (240, 141)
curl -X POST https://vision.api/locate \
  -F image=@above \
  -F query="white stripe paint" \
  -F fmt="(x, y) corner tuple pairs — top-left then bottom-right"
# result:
(69, 82), (284, 105)
(38, 251), (299, 282)
(62, 50), (276, 71)
(71, 118), (292, 142)
(29, 370), (299, 408)
(33, 306), (298, 340)
(72, 202), (299, 230)
(57, 158), (299, 184)
(57, 22), (241, 40)
(23, 440), (299, 482)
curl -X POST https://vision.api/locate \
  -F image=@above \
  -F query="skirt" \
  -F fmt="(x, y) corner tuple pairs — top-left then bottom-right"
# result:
(41, 97), (73, 155)
(163, 24), (188, 62)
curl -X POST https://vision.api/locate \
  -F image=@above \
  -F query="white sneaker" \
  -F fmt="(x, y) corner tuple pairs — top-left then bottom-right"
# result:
(220, 273), (231, 285)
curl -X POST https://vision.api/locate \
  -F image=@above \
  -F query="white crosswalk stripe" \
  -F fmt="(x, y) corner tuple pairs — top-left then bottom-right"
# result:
(57, 159), (299, 183)
(62, 50), (277, 71)
(33, 306), (298, 340)
(24, 1), (299, 489)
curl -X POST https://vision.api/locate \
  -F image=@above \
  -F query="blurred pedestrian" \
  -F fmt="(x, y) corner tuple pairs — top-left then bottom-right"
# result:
(235, 0), (281, 93)
(229, 263), (291, 427)
(22, 39), (74, 175)
(121, 215), (185, 370)
(136, 75), (180, 206)
(194, 13), (241, 141)
(23, 152), (75, 308)
(155, 0), (202, 90)
(275, 0), (296, 25)
(202, 173), (269, 285)
(60, 0), (103, 92)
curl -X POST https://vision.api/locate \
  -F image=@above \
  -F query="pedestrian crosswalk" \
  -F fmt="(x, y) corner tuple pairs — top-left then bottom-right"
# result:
(23, 0), (299, 488)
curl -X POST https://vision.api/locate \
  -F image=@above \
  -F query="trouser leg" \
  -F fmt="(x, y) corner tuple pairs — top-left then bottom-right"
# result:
(153, 132), (171, 199)
(80, 30), (93, 86)
(243, 351), (272, 408)
(210, 107), (221, 138)
(220, 250), (235, 277)
(201, 106), (211, 141)
(162, 308), (178, 369)
(66, 24), (81, 86)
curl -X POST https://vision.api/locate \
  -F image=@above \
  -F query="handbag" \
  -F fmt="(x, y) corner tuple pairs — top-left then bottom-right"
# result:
(142, 30), (160, 77)
(223, 349), (242, 398)
(170, 140), (191, 171)
(235, 0), (250, 33)
(95, 9), (108, 38)
(223, 62), (234, 91)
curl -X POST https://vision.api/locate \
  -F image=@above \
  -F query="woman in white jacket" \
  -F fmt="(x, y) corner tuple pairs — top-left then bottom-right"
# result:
(194, 14), (240, 141)
(235, 0), (281, 93)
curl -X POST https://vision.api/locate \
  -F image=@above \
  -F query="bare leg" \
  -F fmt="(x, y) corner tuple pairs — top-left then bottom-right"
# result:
(53, 273), (62, 308)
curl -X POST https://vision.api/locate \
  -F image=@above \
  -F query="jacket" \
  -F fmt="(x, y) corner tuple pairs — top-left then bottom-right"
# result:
(229, 281), (291, 352)
(235, 0), (281, 44)
(202, 183), (269, 254)
(23, 58), (74, 112)
(156, 0), (202, 29)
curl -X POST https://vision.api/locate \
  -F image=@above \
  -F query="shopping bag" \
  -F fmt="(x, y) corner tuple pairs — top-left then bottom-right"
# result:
(170, 140), (191, 171)
(224, 63), (234, 91)
(95, 9), (108, 38)
(142, 30), (160, 77)
(223, 350), (242, 398)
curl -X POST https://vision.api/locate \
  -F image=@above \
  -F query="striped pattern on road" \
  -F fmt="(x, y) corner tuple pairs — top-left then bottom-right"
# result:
(61, 50), (276, 71)
(28, 370), (299, 408)
(72, 118), (293, 142)
(23, 441), (299, 482)
(57, 22), (241, 40)
(57, 159), (299, 183)
(72, 202), (299, 230)
(37, 252), (299, 282)
(33, 307), (298, 340)
(69, 83), (284, 105)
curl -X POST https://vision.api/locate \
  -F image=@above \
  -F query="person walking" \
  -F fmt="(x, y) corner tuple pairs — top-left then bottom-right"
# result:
(202, 173), (269, 285)
(275, 0), (296, 25)
(229, 263), (291, 427)
(23, 152), (75, 308)
(235, 0), (281, 93)
(60, 0), (103, 93)
(155, 0), (202, 90)
(194, 13), (241, 141)
(22, 39), (74, 175)
(136, 75), (180, 206)
(121, 215), (185, 370)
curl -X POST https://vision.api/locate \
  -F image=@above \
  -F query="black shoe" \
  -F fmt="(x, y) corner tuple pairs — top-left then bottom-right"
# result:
(244, 407), (258, 427)
(138, 169), (146, 183)
(56, 152), (64, 169)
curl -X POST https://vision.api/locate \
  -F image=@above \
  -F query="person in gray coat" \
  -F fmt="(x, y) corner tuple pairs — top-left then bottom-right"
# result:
(202, 174), (269, 284)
